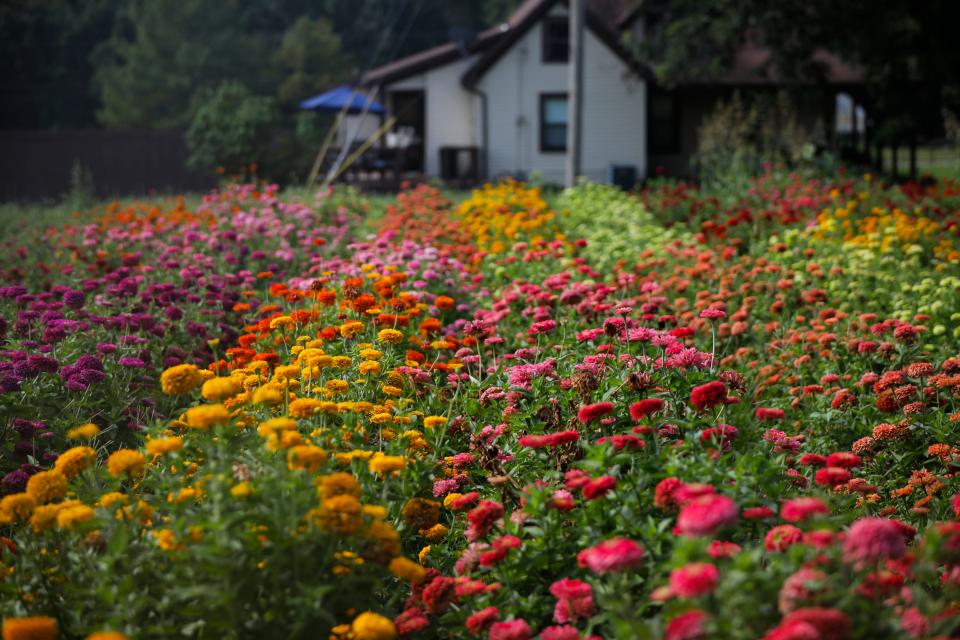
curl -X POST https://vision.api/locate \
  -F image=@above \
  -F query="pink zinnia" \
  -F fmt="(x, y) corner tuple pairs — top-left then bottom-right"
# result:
(664, 610), (709, 640)
(629, 398), (664, 421)
(842, 517), (907, 566)
(488, 619), (532, 640)
(676, 494), (738, 536)
(669, 562), (720, 598)
(578, 401), (615, 423)
(780, 497), (829, 522)
(539, 626), (581, 640)
(549, 578), (594, 624)
(761, 620), (820, 640)
(577, 537), (645, 574)
(778, 568), (827, 614)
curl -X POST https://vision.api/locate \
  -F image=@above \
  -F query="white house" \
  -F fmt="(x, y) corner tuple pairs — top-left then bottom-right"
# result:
(357, 0), (865, 185)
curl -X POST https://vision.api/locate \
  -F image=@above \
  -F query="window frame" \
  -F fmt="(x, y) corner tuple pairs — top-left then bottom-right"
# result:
(541, 16), (569, 64)
(539, 92), (568, 153)
(648, 90), (681, 154)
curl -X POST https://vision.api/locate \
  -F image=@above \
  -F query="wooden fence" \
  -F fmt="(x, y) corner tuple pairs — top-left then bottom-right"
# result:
(0, 130), (216, 201)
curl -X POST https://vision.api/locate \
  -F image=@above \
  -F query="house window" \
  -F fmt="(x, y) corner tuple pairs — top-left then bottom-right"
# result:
(542, 17), (569, 63)
(649, 91), (680, 154)
(540, 93), (568, 152)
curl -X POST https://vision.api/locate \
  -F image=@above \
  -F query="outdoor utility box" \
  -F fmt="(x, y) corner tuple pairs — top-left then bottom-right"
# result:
(440, 147), (479, 183)
(608, 164), (637, 191)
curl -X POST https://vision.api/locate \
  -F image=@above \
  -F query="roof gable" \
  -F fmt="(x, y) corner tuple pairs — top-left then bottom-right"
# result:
(361, 0), (649, 88)
(461, 0), (651, 87)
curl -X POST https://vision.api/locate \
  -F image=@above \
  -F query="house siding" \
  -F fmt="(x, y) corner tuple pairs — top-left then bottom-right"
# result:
(387, 57), (477, 176)
(476, 7), (646, 184)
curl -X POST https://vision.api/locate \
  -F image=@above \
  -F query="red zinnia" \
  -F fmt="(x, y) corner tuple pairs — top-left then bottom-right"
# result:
(466, 606), (500, 634)
(583, 476), (617, 500)
(755, 407), (786, 420)
(630, 398), (664, 421)
(466, 500), (504, 541)
(689, 381), (734, 411)
(578, 402), (615, 423)
(421, 575), (457, 613)
(813, 467), (851, 488)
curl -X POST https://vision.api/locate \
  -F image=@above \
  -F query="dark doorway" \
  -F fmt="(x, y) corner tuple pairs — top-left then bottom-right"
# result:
(390, 90), (425, 173)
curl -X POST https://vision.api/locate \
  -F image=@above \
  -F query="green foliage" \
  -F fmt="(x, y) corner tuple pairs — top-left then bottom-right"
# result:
(555, 182), (691, 271)
(186, 81), (279, 176)
(694, 91), (828, 188)
(93, 0), (280, 129)
(273, 16), (347, 106)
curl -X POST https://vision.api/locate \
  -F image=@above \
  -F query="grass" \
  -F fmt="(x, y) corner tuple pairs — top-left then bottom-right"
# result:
(882, 145), (960, 180)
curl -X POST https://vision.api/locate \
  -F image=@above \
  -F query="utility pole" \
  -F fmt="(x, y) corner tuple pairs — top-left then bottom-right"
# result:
(565, 0), (585, 188)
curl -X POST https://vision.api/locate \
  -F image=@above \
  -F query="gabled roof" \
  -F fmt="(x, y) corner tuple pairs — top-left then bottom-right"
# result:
(360, 0), (650, 88)
(360, 27), (504, 87)
(461, 0), (651, 87)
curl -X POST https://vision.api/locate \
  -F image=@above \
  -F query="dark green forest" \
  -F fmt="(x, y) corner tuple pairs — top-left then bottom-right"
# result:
(0, 0), (523, 130)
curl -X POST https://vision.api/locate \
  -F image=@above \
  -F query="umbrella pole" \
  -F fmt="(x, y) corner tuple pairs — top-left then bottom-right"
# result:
(305, 111), (344, 190)
(322, 86), (381, 190)
(327, 116), (397, 186)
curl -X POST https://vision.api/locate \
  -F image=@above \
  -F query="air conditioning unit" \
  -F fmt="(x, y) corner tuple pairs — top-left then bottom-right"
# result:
(608, 164), (637, 190)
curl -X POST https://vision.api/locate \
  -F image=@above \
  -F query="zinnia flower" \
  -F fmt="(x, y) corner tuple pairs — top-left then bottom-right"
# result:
(577, 537), (644, 574)
(577, 401), (615, 423)
(160, 363), (203, 395)
(487, 619), (532, 640)
(25, 470), (68, 504)
(780, 497), (829, 522)
(54, 446), (96, 480)
(1, 616), (59, 640)
(185, 404), (230, 429)
(629, 398), (664, 420)
(351, 611), (397, 640)
(669, 562), (720, 597)
(466, 606), (500, 634)
(664, 610), (708, 640)
(106, 449), (146, 477)
(842, 517), (907, 566)
(677, 494), (738, 536)
(689, 381), (734, 411)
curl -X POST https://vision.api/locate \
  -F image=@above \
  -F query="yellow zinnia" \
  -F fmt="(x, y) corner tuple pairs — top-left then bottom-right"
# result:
(160, 363), (203, 395)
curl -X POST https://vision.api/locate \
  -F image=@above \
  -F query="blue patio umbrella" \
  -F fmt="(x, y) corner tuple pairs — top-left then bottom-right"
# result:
(299, 86), (385, 114)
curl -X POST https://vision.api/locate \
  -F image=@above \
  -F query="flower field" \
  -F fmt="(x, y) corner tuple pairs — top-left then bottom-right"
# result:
(2, 173), (960, 640)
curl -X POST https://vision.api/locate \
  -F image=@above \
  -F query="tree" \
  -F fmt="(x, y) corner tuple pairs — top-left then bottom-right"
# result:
(636, 0), (960, 145)
(273, 17), (347, 105)
(93, 0), (276, 128)
(186, 81), (278, 175)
